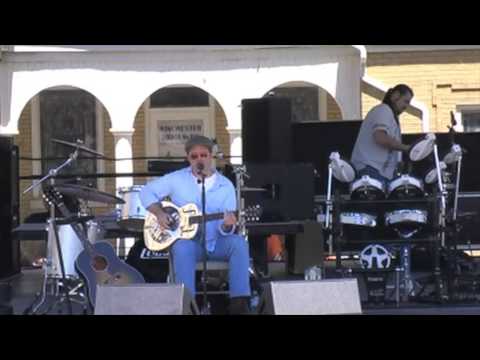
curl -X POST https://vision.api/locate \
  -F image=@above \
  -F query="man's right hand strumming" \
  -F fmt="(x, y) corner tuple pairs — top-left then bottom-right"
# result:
(147, 203), (172, 230)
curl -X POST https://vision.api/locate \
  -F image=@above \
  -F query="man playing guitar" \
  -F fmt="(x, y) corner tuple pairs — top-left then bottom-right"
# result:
(139, 135), (251, 314)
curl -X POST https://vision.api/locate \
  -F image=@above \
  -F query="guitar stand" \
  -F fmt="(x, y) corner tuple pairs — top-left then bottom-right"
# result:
(24, 216), (89, 315)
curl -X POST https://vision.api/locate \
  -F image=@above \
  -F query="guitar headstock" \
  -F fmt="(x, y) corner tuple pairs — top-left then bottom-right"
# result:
(42, 186), (64, 208)
(243, 204), (263, 222)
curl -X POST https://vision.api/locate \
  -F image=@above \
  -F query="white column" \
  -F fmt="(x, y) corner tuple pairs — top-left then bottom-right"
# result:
(110, 129), (135, 193)
(227, 128), (242, 164)
(110, 128), (136, 258)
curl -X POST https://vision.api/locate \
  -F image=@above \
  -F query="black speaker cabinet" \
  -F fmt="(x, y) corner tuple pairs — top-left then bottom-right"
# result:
(0, 136), (20, 279)
(242, 98), (292, 163)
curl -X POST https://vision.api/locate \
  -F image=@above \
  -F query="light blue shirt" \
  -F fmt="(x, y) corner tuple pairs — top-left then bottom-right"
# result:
(139, 166), (237, 252)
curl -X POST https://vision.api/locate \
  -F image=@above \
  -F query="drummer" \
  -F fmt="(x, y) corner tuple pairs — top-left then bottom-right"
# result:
(351, 84), (414, 184)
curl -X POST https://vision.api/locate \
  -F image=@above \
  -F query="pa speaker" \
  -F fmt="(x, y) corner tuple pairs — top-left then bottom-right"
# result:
(287, 221), (324, 274)
(0, 136), (20, 279)
(242, 97), (292, 163)
(94, 284), (199, 315)
(258, 279), (362, 315)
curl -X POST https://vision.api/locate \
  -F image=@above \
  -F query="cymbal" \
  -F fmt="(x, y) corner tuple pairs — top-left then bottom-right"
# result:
(52, 139), (105, 158)
(241, 187), (267, 192)
(55, 184), (125, 205)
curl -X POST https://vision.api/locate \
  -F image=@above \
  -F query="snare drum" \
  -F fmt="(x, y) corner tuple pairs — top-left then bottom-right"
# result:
(117, 185), (147, 231)
(385, 209), (428, 239)
(350, 175), (386, 200)
(387, 175), (424, 199)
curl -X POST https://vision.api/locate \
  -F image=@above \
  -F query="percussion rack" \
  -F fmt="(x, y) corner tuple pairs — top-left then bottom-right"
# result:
(331, 191), (444, 304)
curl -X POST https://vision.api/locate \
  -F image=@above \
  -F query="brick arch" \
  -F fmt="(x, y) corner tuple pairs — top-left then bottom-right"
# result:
(11, 84), (112, 134)
(131, 84), (230, 179)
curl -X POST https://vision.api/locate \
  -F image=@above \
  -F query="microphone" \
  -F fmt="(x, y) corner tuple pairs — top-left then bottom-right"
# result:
(196, 163), (205, 181)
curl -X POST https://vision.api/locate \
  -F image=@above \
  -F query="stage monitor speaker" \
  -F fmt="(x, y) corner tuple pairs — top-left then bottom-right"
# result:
(0, 136), (20, 279)
(94, 284), (199, 315)
(287, 221), (324, 274)
(242, 97), (292, 163)
(258, 279), (362, 315)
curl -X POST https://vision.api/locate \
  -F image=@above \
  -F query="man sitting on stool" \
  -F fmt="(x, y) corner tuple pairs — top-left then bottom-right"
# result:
(139, 135), (251, 314)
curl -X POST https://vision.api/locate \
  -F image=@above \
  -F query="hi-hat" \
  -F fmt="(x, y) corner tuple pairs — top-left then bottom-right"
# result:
(52, 139), (105, 158)
(55, 184), (125, 204)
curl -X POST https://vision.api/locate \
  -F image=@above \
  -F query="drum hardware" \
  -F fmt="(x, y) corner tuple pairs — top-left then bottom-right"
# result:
(51, 138), (106, 158)
(232, 165), (250, 238)
(22, 142), (94, 315)
(325, 152), (357, 255)
(240, 187), (268, 192)
(55, 184), (125, 205)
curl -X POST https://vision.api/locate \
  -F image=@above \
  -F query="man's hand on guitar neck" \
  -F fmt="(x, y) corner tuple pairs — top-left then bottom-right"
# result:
(147, 203), (173, 230)
(222, 211), (237, 233)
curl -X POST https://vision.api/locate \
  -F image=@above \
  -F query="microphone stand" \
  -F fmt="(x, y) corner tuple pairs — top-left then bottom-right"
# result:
(198, 168), (210, 315)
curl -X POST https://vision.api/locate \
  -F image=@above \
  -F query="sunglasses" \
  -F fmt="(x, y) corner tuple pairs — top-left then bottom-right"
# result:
(189, 152), (210, 160)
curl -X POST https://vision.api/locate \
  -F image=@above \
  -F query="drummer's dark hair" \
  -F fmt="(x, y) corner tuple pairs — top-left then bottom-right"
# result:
(383, 84), (414, 104)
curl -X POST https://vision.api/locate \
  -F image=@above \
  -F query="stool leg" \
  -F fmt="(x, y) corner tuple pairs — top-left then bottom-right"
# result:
(168, 253), (176, 283)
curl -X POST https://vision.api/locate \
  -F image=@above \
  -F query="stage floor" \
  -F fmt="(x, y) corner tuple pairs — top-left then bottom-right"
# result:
(4, 268), (480, 315)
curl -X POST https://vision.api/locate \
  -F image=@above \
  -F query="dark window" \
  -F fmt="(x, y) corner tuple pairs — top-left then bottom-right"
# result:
(462, 111), (480, 132)
(40, 90), (97, 185)
(150, 87), (209, 108)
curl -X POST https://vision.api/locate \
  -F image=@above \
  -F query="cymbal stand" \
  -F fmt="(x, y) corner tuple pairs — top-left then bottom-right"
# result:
(433, 143), (447, 247)
(325, 161), (334, 255)
(23, 149), (87, 314)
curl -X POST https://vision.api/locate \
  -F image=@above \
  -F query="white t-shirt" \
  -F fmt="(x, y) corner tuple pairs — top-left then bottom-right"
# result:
(192, 171), (217, 192)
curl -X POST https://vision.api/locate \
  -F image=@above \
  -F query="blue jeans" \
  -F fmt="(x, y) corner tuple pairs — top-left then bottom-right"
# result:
(171, 235), (251, 298)
(357, 165), (390, 187)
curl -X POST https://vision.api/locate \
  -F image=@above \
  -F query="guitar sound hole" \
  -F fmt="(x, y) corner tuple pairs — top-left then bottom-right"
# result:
(91, 256), (108, 271)
(162, 206), (180, 231)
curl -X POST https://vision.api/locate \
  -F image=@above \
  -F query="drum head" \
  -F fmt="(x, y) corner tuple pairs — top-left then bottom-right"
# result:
(424, 162), (446, 185)
(332, 158), (356, 183)
(409, 135), (435, 162)
(350, 176), (385, 201)
(443, 144), (462, 164)
(385, 209), (428, 239)
(387, 175), (424, 199)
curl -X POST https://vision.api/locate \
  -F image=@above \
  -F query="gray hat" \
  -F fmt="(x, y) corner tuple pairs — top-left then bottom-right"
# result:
(185, 135), (214, 153)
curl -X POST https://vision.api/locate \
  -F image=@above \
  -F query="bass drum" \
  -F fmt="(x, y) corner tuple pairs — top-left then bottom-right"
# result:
(47, 222), (100, 278)
(385, 209), (428, 239)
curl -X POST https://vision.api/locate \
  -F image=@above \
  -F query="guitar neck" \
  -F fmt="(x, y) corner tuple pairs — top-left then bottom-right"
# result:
(190, 211), (239, 225)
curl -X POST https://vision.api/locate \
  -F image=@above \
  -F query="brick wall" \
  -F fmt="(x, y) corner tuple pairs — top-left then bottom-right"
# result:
(326, 93), (343, 120)
(362, 50), (480, 133)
